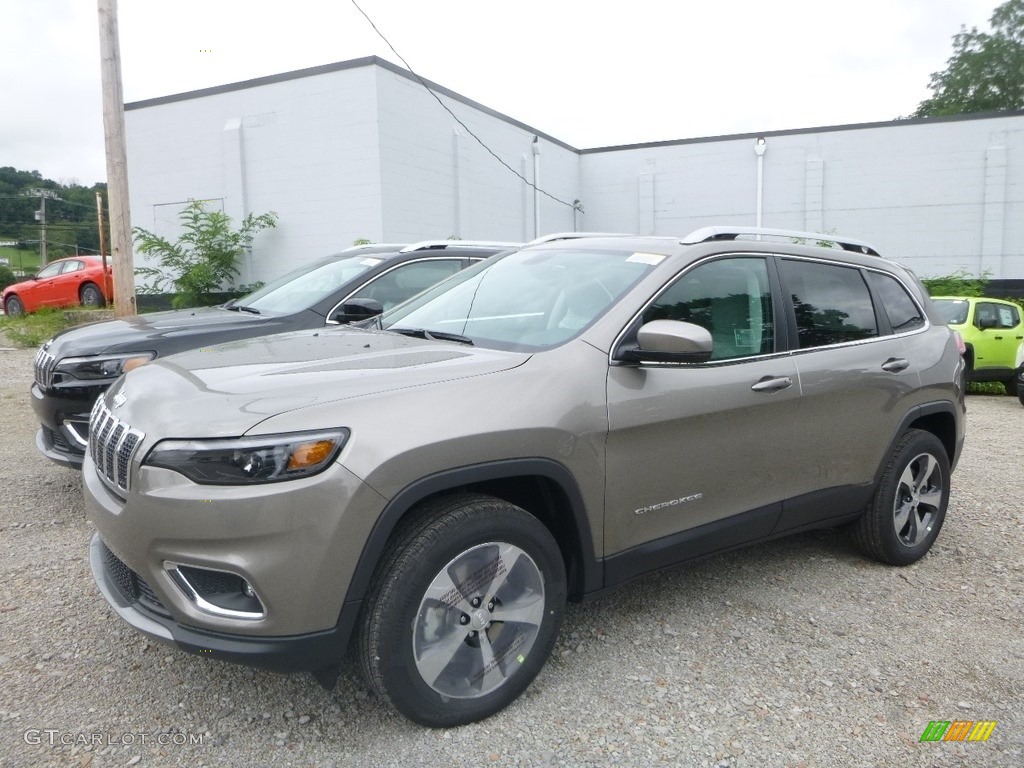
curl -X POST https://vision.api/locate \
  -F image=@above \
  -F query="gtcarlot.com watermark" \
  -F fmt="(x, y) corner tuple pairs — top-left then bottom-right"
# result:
(24, 729), (205, 747)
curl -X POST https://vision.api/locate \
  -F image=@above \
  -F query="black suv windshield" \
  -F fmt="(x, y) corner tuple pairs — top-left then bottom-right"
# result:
(235, 255), (385, 314)
(933, 299), (969, 325)
(381, 247), (659, 350)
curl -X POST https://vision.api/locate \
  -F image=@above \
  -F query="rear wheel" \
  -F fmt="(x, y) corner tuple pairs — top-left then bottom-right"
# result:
(359, 494), (566, 727)
(80, 282), (105, 308)
(854, 429), (949, 566)
(4, 295), (24, 317)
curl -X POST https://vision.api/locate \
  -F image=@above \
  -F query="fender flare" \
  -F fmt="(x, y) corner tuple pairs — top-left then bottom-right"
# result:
(341, 458), (602, 607)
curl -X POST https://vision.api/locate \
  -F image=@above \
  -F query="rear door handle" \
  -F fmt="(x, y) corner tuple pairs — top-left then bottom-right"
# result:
(751, 376), (793, 393)
(881, 358), (910, 373)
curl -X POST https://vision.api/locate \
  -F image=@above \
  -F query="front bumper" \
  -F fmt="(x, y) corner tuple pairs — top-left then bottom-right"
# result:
(30, 381), (102, 468)
(88, 533), (360, 672)
(83, 449), (388, 668)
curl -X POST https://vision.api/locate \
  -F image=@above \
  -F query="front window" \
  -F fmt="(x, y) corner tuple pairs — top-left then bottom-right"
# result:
(237, 256), (383, 314)
(381, 248), (660, 351)
(36, 262), (63, 279)
(933, 299), (969, 325)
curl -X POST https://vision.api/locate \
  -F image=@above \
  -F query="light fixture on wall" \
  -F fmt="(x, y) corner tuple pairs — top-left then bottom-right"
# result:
(754, 137), (766, 239)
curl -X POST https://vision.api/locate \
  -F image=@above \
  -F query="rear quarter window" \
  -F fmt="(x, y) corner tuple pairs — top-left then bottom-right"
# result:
(865, 272), (925, 334)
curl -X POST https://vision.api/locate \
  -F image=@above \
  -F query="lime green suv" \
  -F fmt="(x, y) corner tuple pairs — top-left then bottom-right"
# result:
(933, 297), (1024, 395)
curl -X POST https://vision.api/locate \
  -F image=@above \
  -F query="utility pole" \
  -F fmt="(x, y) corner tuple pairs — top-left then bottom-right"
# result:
(97, 0), (137, 316)
(96, 191), (110, 297)
(39, 195), (47, 266)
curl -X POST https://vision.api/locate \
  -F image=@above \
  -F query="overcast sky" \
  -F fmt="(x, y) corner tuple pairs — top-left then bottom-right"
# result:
(0, 0), (1002, 186)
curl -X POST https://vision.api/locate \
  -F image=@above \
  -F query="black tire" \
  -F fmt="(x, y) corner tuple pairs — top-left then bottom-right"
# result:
(80, 282), (105, 308)
(854, 429), (950, 566)
(359, 494), (566, 727)
(4, 295), (24, 317)
(1018, 388), (1024, 408)
(1002, 376), (1018, 397)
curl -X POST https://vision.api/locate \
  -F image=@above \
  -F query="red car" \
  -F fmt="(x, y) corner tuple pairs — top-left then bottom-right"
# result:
(2, 256), (112, 316)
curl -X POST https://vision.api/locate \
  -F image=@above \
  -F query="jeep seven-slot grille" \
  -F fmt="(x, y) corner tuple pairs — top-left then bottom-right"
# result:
(34, 346), (58, 389)
(89, 397), (144, 492)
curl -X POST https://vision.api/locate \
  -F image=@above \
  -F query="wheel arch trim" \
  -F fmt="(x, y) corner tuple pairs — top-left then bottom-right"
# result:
(341, 458), (602, 608)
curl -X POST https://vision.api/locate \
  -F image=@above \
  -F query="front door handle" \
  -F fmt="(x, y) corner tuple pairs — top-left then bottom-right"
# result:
(751, 375), (793, 393)
(994, 335), (1004, 341)
(881, 358), (910, 373)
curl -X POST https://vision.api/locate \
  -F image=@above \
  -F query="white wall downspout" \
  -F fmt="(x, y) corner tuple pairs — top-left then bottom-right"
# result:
(754, 136), (767, 239)
(532, 136), (541, 239)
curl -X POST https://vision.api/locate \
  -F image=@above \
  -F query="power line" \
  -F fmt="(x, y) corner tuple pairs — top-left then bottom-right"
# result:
(350, 0), (579, 211)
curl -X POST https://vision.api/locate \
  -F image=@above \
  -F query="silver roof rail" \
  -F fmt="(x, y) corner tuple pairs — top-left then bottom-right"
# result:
(400, 240), (522, 252)
(680, 226), (881, 257)
(526, 232), (633, 246)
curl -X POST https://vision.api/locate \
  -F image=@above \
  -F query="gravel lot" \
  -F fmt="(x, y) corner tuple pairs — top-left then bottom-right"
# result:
(1, 342), (1021, 768)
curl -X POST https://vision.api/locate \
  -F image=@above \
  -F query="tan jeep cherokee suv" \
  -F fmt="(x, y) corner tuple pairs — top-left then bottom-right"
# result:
(84, 228), (966, 726)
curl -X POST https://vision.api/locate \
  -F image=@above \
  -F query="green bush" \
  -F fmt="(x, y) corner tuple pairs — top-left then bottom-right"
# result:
(920, 269), (989, 297)
(134, 200), (277, 309)
(0, 265), (16, 291)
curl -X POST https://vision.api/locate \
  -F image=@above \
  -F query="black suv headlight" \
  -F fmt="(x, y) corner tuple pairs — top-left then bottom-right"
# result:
(55, 352), (156, 382)
(144, 430), (349, 485)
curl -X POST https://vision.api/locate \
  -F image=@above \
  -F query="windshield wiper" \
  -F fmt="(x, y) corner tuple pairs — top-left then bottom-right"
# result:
(390, 327), (474, 345)
(232, 305), (261, 315)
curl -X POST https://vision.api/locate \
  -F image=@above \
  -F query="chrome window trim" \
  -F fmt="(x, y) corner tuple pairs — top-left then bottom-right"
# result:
(608, 252), (933, 367)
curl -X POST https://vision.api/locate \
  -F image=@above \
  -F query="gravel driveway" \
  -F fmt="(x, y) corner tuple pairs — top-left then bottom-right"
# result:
(0, 344), (1021, 768)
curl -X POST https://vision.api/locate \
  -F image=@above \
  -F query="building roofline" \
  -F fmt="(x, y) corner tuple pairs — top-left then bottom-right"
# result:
(124, 57), (1024, 156)
(124, 55), (578, 152)
(579, 109), (1024, 154)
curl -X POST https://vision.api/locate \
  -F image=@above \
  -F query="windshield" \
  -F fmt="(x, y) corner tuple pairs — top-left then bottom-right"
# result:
(381, 247), (659, 351)
(235, 255), (384, 313)
(933, 299), (969, 325)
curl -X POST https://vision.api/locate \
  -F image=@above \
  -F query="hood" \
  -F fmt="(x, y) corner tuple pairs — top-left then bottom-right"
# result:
(45, 306), (287, 359)
(107, 327), (530, 439)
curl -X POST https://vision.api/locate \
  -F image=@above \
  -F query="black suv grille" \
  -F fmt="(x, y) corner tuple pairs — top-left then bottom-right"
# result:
(100, 542), (168, 616)
(88, 397), (144, 493)
(34, 347), (57, 389)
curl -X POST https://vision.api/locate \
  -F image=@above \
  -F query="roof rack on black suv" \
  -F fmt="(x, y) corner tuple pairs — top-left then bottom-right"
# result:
(681, 226), (881, 257)
(526, 232), (633, 245)
(400, 240), (521, 252)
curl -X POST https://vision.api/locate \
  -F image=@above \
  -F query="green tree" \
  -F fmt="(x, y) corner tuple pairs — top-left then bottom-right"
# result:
(133, 199), (277, 309)
(914, 0), (1024, 117)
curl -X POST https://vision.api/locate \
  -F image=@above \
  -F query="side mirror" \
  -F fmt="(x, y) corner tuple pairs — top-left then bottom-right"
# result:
(331, 298), (384, 324)
(617, 320), (713, 364)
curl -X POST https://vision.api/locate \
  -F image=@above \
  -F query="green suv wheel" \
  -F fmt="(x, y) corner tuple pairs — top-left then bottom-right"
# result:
(854, 429), (950, 566)
(359, 495), (566, 727)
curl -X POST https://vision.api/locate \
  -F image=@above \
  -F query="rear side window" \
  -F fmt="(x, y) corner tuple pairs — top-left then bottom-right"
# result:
(865, 272), (925, 333)
(781, 259), (877, 348)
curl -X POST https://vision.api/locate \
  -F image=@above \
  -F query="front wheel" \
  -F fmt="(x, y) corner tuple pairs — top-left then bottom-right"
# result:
(359, 494), (566, 727)
(854, 429), (950, 566)
(4, 295), (24, 317)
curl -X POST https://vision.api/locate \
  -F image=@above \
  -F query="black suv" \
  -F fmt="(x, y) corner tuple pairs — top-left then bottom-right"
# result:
(32, 241), (514, 468)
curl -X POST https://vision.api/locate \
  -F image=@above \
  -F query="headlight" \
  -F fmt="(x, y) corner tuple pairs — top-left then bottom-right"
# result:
(55, 352), (155, 381)
(144, 429), (349, 485)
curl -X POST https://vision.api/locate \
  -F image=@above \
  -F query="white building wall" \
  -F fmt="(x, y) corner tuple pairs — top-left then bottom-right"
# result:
(373, 67), (579, 243)
(126, 64), (384, 286)
(125, 58), (1024, 286)
(580, 116), (1024, 280)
